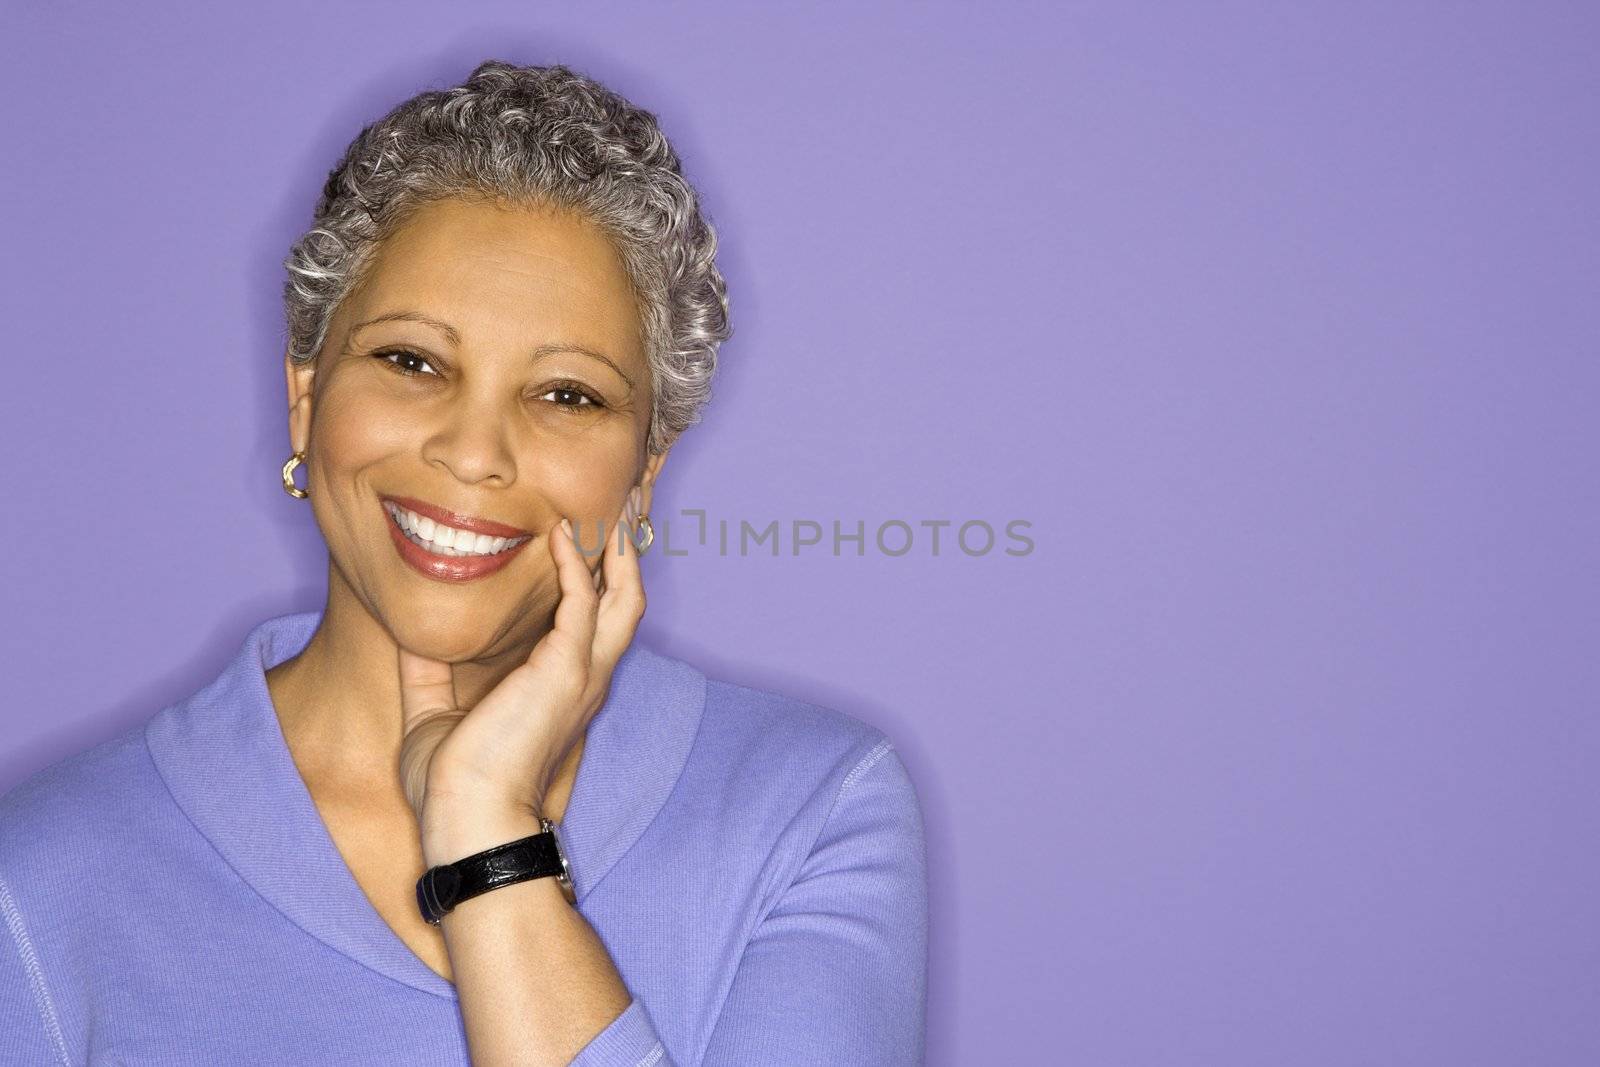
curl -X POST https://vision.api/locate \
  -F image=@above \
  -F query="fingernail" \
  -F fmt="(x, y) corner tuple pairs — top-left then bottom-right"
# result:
(560, 517), (572, 536)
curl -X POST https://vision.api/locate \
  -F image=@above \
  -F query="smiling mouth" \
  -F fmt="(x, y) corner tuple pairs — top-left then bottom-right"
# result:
(383, 499), (533, 558)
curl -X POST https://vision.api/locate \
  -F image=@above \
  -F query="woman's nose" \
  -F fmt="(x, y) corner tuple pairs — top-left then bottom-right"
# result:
(420, 398), (518, 487)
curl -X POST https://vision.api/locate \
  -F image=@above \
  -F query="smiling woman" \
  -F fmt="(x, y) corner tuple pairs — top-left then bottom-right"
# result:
(0, 60), (928, 1066)
(281, 196), (661, 663)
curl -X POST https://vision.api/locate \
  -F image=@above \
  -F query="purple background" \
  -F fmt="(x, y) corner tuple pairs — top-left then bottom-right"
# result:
(4, 2), (1597, 1062)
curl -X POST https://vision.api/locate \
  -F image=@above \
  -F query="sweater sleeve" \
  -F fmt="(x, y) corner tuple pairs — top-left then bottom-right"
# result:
(699, 738), (929, 1066)
(0, 868), (70, 1066)
(569, 996), (674, 1066)
(569, 739), (929, 1067)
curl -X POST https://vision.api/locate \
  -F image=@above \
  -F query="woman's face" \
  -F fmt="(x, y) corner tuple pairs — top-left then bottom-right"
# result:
(284, 195), (666, 663)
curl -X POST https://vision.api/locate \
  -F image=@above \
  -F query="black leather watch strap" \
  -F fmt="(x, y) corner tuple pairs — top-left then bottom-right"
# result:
(416, 819), (574, 924)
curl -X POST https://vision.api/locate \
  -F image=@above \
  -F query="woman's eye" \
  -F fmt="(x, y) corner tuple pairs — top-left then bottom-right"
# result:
(538, 385), (602, 409)
(374, 349), (438, 377)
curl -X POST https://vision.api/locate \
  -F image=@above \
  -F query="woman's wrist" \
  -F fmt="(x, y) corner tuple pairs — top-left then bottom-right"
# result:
(421, 796), (548, 868)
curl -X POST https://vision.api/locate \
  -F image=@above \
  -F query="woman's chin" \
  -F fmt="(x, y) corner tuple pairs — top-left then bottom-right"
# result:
(382, 609), (528, 665)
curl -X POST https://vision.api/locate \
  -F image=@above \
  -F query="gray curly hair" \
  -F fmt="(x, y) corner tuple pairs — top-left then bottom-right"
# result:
(281, 59), (732, 456)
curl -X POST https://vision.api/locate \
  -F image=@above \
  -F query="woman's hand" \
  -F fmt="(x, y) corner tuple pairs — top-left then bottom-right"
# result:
(394, 495), (647, 834)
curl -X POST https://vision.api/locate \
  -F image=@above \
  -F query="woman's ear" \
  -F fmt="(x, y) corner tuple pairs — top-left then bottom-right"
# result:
(284, 352), (315, 454)
(635, 448), (670, 519)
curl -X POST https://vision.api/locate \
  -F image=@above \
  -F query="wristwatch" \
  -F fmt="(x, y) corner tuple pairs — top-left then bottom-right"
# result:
(416, 817), (576, 924)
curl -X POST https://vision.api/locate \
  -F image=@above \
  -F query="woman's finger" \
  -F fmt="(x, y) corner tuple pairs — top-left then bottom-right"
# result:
(592, 505), (629, 597)
(593, 503), (646, 670)
(395, 647), (462, 820)
(544, 517), (600, 662)
(397, 646), (458, 731)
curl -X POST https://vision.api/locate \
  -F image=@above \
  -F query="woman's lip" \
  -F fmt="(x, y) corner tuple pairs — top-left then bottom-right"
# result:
(383, 500), (534, 583)
(382, 495), (532, 538)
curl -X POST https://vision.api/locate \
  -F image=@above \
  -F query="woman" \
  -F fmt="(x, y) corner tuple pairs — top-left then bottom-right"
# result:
(0, 60), (927, 1065)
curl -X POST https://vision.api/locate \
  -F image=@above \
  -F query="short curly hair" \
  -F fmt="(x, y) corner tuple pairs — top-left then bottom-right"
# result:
(281, 59), (732, 455)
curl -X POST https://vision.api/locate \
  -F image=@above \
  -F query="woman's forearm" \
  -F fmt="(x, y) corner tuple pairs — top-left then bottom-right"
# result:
(423, 802), (632, 1067)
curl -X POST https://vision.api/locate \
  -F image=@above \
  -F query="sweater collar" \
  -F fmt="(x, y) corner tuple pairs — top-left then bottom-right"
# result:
(144, 610), (706, 999)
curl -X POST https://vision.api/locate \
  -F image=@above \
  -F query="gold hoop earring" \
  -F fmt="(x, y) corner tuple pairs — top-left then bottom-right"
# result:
(282, 451), (309, 499)
(633, 515), (654, 555)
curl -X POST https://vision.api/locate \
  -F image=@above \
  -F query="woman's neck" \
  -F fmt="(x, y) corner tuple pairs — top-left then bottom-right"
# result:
(265, 567), (581, 821)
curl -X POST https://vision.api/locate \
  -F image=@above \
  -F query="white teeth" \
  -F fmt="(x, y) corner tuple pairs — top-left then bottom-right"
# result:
(385, 502), (528, 557)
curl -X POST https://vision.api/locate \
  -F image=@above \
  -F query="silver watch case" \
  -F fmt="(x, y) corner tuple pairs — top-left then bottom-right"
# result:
(543, 816), (576, 901)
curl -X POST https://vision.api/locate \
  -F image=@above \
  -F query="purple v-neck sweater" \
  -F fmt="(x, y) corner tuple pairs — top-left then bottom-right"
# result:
(0, 611), (928, 1065)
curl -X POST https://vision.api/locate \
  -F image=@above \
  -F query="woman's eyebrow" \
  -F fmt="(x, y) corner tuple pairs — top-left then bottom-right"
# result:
(352, 310), (461, 346)
(351, 311), (634, 390)
(530, 341), (634, 391)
